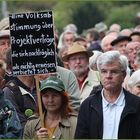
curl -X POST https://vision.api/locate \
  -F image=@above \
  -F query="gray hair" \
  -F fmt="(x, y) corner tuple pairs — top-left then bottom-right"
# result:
(128, 69), (140, 88)
(97, 51), (127, 72)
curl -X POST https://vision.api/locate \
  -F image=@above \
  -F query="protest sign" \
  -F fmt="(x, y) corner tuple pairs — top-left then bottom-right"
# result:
(9, 11), (56, 76)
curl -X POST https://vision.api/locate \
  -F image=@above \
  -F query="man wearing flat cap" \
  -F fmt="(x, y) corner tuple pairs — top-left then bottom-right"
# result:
(111, 35), (132, 56)
(62, 42), (100, 103)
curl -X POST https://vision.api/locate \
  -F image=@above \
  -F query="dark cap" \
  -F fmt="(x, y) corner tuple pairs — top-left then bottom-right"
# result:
(130, 31), (140, 37)
(111, 36), (132, 46)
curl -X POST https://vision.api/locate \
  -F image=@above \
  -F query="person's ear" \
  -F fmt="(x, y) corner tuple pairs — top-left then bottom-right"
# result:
(132, 63), (137, 71)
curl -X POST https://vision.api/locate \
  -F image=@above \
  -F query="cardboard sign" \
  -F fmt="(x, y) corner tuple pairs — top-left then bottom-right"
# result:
(9, 11), (57, 76)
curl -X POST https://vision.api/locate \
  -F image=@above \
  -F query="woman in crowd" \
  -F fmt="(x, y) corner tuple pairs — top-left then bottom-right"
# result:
(23, 75), (77, 139)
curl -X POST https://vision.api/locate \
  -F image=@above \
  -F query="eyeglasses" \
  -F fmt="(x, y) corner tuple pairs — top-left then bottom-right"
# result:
(127, 47), (140, 53)
(100, 69), (124, 76)
(69, 56), (87, 61)
(64, 38), (74, 42)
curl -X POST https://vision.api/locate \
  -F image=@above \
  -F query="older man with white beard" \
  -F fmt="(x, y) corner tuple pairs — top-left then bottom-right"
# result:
(62, 42), (100, 103)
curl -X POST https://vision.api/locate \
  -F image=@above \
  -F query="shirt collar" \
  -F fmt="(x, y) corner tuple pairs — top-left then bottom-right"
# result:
(102, 88), (125, 108)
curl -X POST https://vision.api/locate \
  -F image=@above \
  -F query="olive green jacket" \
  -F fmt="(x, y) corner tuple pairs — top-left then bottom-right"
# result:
(23, 114), (77, 139)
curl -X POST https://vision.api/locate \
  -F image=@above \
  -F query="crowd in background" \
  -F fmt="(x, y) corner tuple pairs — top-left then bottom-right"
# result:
(0, 15), (140, 139)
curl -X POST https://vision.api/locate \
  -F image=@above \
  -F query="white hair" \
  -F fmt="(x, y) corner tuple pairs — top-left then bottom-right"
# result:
(128, 69), (140, 88)
(97, 50), (128, 72)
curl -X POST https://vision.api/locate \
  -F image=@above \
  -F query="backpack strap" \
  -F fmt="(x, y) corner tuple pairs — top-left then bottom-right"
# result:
(5, 80), (24, 113)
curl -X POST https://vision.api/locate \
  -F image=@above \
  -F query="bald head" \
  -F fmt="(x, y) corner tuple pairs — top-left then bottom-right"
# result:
(109, 23), (121, 32)
(101, 35), (117, 52)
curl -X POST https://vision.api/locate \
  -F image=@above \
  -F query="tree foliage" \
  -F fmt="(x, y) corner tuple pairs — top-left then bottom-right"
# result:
(0, 1), (140, 34)
(105, 4), (140, 29)
(71, 2), (104, 34)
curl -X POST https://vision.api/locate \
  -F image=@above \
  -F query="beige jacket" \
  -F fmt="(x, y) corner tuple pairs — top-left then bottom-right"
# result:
(23, 114), (77, 139)
(57, 66), (80, 112)
(80, 69), (100, 103)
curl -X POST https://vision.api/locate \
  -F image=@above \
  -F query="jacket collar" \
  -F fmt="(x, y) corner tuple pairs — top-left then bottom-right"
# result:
(34, 113), (73, 130)
(91, 88), (139, 120)
(81, 69), (100, 91)
(34, 113), (74, 139)
(92, 88), (138, 112)
(120, 89), (139, 120)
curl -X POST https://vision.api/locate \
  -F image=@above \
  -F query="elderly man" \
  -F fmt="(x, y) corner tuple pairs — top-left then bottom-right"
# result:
(101, 34), (117, 52)
(62, 42), (100, 103)
(126, 42), (140, 73)
(57, 30), (77, 49)
(111, 35), (131, 56)
(75, 50), (140, 139)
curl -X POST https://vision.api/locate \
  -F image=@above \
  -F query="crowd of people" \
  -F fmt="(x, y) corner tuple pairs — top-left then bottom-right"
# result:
(0, 15), (140, 139)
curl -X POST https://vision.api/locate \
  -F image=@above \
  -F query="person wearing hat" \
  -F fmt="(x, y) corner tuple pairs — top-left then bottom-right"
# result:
(111, 35), (132, 56)
(62, 42), (100, 103)
(23, 75), (77, 139)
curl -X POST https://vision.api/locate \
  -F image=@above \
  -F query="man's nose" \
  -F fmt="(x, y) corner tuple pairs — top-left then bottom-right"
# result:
(106, 71), (113, 77)
(75, 58), (80, 63)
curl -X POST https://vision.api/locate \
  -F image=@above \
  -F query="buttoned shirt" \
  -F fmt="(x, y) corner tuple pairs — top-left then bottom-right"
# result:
(101, 88), (125, 139)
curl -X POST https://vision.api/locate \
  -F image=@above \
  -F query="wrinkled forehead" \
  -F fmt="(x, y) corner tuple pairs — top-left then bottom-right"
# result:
(63, 32), (75, 38)
(126, 42), (140, 48)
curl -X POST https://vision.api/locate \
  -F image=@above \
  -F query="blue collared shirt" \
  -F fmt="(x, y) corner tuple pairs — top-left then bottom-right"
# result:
(101, 88), (125, 139)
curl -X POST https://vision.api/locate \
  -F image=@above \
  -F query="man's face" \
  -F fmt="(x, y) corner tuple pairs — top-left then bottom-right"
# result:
(131, 35), (140, 42)
(0, 37), (10, 60)
(102, 36), (115, 52)
(99, 61), (126, 92)
(126, 43), (140, 63)
(68, 53), (89, 77)
(63, 33), (75, 47)
(114, 40), (129, 56)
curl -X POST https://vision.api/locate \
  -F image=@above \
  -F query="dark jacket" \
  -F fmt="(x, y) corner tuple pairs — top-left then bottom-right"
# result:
(75, 88), (140, 139)
(0, 89), (22, 138)
(3, 79), (36, 128)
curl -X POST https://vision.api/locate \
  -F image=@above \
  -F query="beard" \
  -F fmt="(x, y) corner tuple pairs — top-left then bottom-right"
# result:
(70, 65), (89, 77)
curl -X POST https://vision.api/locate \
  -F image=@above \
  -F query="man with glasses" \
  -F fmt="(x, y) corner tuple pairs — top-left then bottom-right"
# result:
(126, 42), (140, 73)
(62, 42), (100, 103)
(75, 50), (140, 139)
(111, 35), (131, 56)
